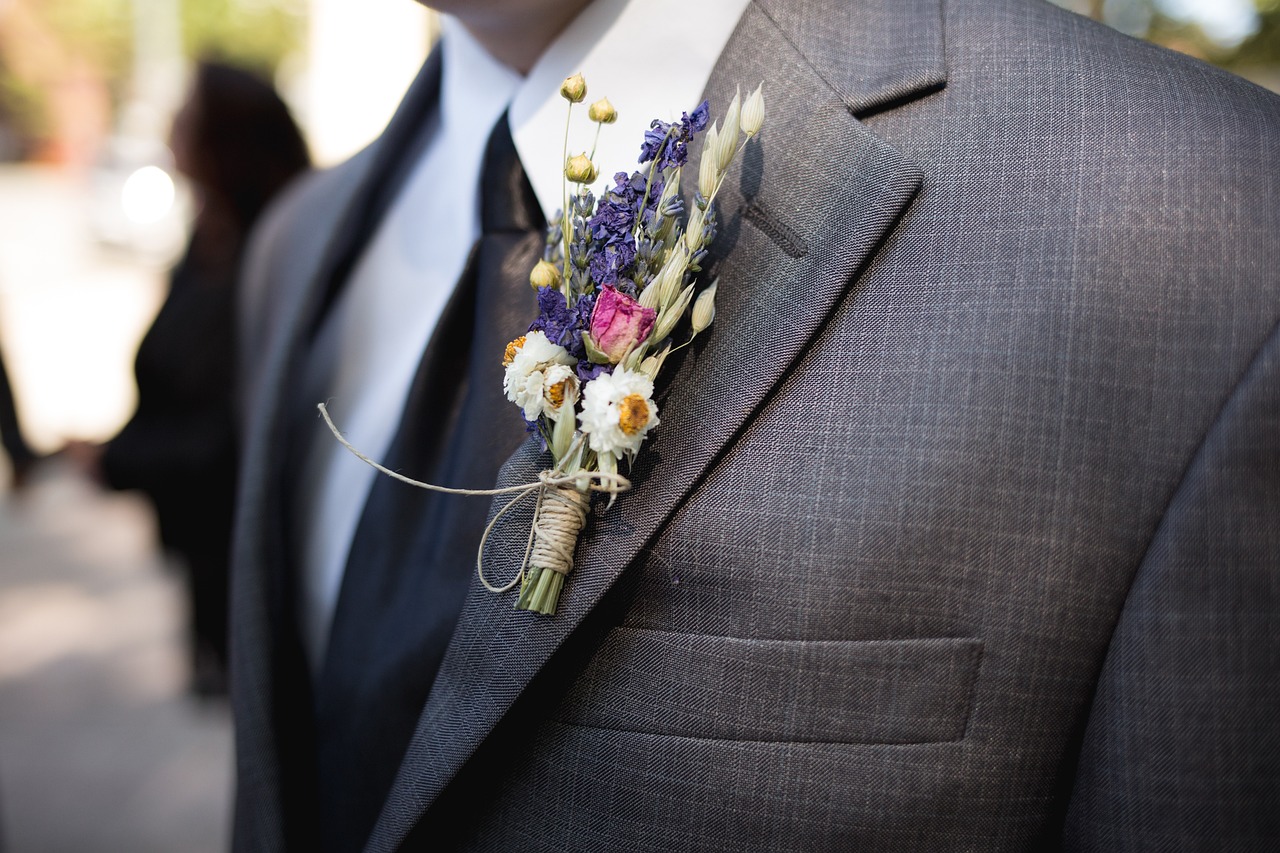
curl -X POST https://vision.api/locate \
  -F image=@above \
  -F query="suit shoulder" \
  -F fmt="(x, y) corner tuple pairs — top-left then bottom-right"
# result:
(243, 148), (373, 283)
(945, 0), (1280, 139)
(906, 2), (1279, 380)
(238, 148), (376, 359)
(938, 0), (1279, 257)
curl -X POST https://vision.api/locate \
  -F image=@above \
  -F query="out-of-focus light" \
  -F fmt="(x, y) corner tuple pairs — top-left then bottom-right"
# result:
(120, 165), (175, 225)
(1159, 0), (1259, 47)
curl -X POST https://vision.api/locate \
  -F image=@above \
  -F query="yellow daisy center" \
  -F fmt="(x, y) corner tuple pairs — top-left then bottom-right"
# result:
(547, 379), (568, 408)
(503, 336), (526, 366)
(617, 394), (650, 436)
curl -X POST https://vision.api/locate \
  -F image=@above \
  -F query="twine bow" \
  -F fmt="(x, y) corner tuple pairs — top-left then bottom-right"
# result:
(318, 403), (630, 594)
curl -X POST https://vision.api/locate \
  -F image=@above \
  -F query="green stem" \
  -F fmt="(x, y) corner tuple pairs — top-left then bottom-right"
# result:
(561, 104), (574, 292)
(533, 568), (564, 615)
(637, 125), (677, 244)
(515, 564), (565, 615)
(589, 122), (602, 161)
(516, 565), (542, 609)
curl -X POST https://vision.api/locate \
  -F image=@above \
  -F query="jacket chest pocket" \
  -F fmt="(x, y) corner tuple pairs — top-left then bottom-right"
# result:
(555, 627), (983, 744)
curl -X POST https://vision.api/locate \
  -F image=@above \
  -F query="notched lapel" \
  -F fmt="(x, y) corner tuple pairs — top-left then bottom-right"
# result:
(372, 0), (944, 847)
(755, 0), (946, 118)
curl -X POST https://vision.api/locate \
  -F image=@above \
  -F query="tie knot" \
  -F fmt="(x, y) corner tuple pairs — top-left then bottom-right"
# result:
(481, 113), (544, 236)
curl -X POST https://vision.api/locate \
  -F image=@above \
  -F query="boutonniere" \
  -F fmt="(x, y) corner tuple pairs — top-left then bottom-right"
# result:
(321, 74), (763, 617)
(498, 74), (764, 615)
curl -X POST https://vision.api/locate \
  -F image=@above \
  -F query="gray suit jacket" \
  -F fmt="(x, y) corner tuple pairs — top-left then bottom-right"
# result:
(231, 0), (1280, 849)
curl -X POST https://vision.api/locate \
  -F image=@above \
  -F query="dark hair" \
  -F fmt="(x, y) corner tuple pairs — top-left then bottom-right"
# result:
(176, 60), (310, 229)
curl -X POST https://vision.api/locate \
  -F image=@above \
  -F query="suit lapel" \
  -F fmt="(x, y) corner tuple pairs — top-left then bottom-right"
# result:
(234, 48), (445, 848)
(299, 49), (444, 344)
(260, 47), (446, 667)
(259, 44), (445, 553)
(370, 0), (944, 846)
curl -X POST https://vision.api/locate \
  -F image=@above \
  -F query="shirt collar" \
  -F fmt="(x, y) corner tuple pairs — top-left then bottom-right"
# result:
(509, 0), (752, 220)
(438, 15), (522, 155)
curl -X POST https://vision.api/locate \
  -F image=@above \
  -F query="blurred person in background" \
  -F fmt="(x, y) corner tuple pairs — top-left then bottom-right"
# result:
(0, 339), (38, 491)
(73, 60), (310, 696)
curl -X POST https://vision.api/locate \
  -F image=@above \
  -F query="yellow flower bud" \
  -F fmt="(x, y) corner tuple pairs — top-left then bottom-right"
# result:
(588, 97), (617, 123)
(742, 83), (765, 137)
(529, 259), (562, 290)
(560, 73), (587, 103)
(564, 152), (598, 184)
(691, 280), (718, 333)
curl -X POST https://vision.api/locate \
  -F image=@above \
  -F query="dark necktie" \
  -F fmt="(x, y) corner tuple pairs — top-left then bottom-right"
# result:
(312, 113), (544, 852)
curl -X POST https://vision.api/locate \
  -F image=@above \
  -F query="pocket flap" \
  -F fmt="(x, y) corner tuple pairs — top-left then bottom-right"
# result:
(556, 628), (983, 744)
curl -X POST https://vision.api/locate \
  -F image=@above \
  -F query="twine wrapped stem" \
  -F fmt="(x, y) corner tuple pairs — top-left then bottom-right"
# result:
(516, 485), (589, 615)
(318, 403), (627, 615)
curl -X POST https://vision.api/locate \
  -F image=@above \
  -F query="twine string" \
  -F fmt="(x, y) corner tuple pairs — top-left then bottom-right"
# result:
(529, 486), (589, 576)
(317, 402), (629, 594)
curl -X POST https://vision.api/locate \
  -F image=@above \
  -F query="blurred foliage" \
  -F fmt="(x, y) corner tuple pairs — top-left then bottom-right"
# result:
(4, 0), (1277, 158)
(180, 0), (306, 75)
(0, 0), (305, 147)
(0, 64), (47, 136)
(1048, 0), (1280, 93)
(1230, 0), (1280, 68)
(41, 0), (133, 83)
(35, 0), (306, 79)
(1060, 0), (1280, 67)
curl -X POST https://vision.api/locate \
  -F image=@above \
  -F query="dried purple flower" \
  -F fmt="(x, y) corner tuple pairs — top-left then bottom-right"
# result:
(637, 100), (711, 170)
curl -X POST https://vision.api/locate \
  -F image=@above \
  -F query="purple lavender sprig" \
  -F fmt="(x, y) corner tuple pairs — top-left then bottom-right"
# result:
(638, 101), (710, 170)
(528, 94), (723, 396)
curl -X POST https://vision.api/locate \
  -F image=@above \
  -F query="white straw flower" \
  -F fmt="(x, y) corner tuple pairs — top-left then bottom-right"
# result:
(541, 363), (579, 413)
(504, 331), (574, 421)
(578, 367), (659, 458)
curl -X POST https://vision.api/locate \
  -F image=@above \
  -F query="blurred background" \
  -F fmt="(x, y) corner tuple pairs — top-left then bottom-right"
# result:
(0, 2), (436, 850)
(0, 0), (1275, 850)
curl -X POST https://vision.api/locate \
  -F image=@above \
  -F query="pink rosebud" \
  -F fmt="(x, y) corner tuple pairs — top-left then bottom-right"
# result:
(590, 285), (657, 363)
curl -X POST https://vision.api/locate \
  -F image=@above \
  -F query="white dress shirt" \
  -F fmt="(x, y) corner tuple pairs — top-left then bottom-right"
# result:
(297, 0), (752, 671)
